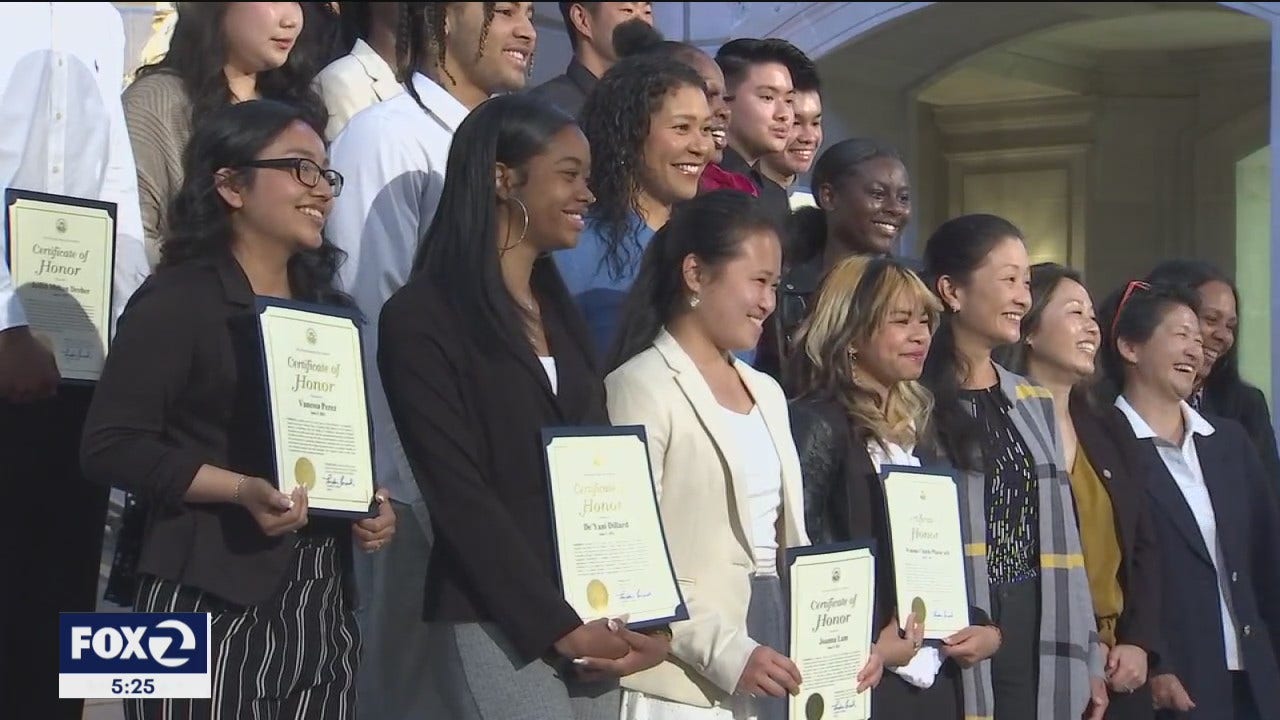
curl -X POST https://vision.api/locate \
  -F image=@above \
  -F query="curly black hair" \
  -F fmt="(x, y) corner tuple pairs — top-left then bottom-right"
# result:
(160, 100), (348, 307)
(578, 54), (705, 281)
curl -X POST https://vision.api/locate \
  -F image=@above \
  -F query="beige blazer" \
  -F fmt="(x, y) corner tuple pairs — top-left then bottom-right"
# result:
(605, 329), (809, 708)
(314, 39), (403, 141)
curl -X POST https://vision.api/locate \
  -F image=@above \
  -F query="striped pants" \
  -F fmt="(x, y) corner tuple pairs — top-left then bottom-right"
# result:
(125, 537), (361, 720)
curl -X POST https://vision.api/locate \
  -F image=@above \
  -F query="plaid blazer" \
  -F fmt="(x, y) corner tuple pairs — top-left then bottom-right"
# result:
(955, 365), (1102, 720)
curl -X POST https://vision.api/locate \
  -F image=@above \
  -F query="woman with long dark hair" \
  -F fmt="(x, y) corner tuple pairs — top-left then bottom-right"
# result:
(1143, 259), (1280, 486)
(789, 255), (1001, 719)
(997, 263), (1162, 719)
(553, 52), (713, 359)
(606, 191), (883, 720)
(1094, 280), (1280, 719)
(378, 93), (668, 719)
(81, 99), (396, 719)
(920, 215), (1106, 720)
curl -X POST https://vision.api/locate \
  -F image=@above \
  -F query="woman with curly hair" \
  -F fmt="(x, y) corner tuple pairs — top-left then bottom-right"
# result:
(553, 52), (714, 360)
(81, 99), (396, 719)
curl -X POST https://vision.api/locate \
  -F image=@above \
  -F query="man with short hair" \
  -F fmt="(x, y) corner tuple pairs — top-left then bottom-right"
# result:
(531, 2), (653, 117)
(760, 65), (822, 209)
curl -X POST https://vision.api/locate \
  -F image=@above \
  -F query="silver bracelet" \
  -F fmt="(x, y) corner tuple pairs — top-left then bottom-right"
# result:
(233, 475), (249, 505)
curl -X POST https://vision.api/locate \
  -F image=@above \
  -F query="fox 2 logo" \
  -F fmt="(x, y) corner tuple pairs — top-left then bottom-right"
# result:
(60, 614), (210, 675)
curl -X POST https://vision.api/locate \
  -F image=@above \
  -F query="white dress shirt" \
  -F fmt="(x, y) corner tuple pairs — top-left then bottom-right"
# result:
(326, 73), (469, 515)
(1115, 396), (1244, 670)
(0, 3), (148, 334)
(314, 38), (404, 141)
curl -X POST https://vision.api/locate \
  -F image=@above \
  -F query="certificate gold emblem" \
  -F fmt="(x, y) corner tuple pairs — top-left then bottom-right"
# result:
(586, 579), (609, 611)
(294, 456), (317, 490)
(805, 692), (825, 720)
(911, 596), (927, 623)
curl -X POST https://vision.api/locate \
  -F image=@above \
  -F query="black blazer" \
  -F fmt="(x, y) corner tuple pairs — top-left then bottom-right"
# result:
(81, 253), (348, 606)
(1070, 391), (1162, 662)
(377, 274), (603, 665)
(1117, 408), (1280, 719)
(1200, 385), (1280, 493)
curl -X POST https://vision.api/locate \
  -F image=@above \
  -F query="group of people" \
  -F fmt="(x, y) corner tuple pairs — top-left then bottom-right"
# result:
(2, 3), (1279, 720)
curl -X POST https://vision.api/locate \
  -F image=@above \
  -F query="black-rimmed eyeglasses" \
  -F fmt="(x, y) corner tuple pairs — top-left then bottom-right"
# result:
(236, 158), (344, 197)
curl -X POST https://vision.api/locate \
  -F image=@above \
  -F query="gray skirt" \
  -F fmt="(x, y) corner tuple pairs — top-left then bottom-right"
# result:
(427, 622), (621, 720)
(747, 575), (787, 720)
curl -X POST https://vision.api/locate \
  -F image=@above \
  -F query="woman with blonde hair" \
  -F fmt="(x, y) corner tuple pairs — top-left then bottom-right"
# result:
(788, 255), (1000, 719)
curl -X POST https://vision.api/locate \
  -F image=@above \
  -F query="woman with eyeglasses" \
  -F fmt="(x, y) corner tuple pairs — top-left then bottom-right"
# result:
(82, 99), (395, 720)
(1095, 279), (1280, 720)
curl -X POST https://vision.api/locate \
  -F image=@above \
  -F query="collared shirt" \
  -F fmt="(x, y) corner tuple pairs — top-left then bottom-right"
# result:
(719, 146), (793, 231)
(527, 59), (598, 118)
(1115, 396), (1243, 670)
(0, 2), (148, 334)
(326, 72), (468, 514)
(314, 38), (404, 141)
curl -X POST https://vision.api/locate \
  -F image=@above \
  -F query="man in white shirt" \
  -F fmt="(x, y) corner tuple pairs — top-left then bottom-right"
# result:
(0, 4), (148, 719)
(314, 2), (403, 141)
(326, 3), (536, 717)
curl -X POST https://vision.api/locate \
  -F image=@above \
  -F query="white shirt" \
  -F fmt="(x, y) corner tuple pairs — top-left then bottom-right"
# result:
(314, 38), (404, 141)
(326, 73), (468, 511)
(1115, 396), (1244, 670)
(0, 3), (148, 333)
(538, 356), (558, 395)
(720, 405), (782, 576)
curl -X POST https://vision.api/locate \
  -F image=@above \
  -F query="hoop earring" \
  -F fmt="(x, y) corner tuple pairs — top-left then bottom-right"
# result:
(499, 197), (530, 256)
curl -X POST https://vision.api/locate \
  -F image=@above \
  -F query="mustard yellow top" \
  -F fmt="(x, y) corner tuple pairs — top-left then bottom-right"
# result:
(1069, 451), (1125, 646)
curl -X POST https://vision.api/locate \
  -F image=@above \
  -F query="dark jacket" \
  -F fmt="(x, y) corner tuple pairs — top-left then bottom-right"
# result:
(81, 252), (351, 606)
(1199, 384), (1280, 494)
(527, 59), (597, 118)
(377, 271), (604, 664)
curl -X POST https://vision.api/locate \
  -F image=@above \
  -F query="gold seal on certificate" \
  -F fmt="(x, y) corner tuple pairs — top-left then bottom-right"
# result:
(258, 300), (376, 518)
(5, 189), (117, 382)
(880, 466), (969, 638)
(788, 544), (876, 720)
(542, 427), (687, 627)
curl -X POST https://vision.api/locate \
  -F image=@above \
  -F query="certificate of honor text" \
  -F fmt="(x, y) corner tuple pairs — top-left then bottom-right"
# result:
(788, 544), (876, 720)
(258, 300), (376, 518)
(5, 189), (116, 382)
(542, 427), (687, 628)
(880, 466), (969, 638)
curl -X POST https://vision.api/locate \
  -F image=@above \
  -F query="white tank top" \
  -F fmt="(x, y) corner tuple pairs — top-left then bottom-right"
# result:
(721, 405), (782, 576)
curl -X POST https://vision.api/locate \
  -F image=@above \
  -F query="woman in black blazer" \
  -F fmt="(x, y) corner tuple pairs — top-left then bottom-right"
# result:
(81, 100), (396, 719)
(997, 263), (1162, 719)
(789, 255), (1002, 719)
(1095, 279), (1280, 720)
(376, 94), (667, 720)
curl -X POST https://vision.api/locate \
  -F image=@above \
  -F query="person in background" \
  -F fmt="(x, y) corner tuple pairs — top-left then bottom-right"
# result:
(755, 138), (910, 381)
(759, 61), (822, 209)
(1095, 280), (1280, 720)
(921, 214), (1107, 720)
(379, 93), (668, 720)
(790, 255), (1002, 719)
(554, 52), (712, 360)
(606, 191), (878, 720)
(82, 98), (396, 720)
(531, 2), (654, 117)
(997, 263), (1162, 719)
(325, 4), (538, 717)
(314, 1), (403, 141)
(0, 6), (149, 718)
(1144, 259), (1280, 489)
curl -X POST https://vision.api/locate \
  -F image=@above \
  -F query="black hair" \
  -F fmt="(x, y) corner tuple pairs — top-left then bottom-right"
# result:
(920, 213), (1025, 469)
(294, 2), (346, 75)
(608, 190), (779, 371)
(401, 2), (498, 110)
(411, 94), (579, 355)
(1094, 281), (1202, 404)
(161, 99), (347, 306)
(136, 3), (328, 134)
(787, 138), (903, 264)
(337, 1), (404, 77)
(558, 2), (597, 50)
(994, 262), (1085, 376)
(715, 37), (812, 95)
(1145, 259), (1251, 415)
(578, 54), (705, 281)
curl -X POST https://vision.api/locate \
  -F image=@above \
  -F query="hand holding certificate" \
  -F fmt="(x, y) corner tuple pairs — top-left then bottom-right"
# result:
(5, 189), (116, 382)
(880, 466), (969, 639)
(542, 427), (687, 628)
(257, 299), (376, 518)
(787, 544), (876, 720)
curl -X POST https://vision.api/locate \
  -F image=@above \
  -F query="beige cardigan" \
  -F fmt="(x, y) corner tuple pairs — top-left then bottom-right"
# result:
(122, 71), (191, 268)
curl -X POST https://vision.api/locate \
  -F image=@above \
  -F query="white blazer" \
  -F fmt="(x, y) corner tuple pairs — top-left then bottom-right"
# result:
(314, 39), (403, 141)
(605, 329), (809, 707)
